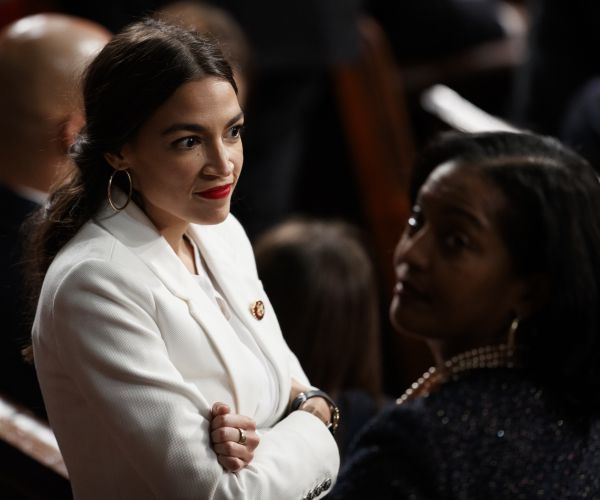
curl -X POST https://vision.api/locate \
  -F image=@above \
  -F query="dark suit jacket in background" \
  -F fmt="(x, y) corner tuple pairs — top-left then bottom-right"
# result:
(0, 183), (46, 418)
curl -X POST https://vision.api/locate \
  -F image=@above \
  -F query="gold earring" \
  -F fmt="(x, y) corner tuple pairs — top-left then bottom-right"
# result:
(107, 169), (133, 212)
(507, 317), (520, 350)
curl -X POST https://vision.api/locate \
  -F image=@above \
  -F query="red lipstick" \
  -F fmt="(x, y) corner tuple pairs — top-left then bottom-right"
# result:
(196, 184), (232, 200)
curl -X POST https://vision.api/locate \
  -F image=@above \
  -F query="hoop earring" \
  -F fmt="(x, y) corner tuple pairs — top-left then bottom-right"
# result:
(507, 317), (520, 350)
(107, 169), (132, 212)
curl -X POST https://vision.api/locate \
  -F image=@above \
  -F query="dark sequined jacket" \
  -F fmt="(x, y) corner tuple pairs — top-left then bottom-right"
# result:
(327, 368), (600, 499)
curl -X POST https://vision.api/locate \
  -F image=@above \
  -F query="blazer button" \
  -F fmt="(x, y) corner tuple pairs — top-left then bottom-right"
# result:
(250, 300), (265, 320)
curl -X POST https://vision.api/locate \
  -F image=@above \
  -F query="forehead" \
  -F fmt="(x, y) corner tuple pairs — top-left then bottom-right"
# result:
(145, 76), (241, 127)
(419, 160), (507, 227)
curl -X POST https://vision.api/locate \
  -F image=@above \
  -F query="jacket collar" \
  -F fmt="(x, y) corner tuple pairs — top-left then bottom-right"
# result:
(187, 222), (291, 409)
(95, 197), (287, 418)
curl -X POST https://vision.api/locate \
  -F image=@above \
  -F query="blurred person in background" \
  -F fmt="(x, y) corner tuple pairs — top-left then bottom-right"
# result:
(254, 219), (386, 459)
(512, 0), (600, 137)
(511, 0), (600, 175)
(366, 0), (514, 62)
(0, 13), (110, 418)
(559, 77), (600, 171)
(329, 131), (600, 499)
(156, 1), (253, 106)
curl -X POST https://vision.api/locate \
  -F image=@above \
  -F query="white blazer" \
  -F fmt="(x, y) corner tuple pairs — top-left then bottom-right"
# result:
(32, 200), (339, 500)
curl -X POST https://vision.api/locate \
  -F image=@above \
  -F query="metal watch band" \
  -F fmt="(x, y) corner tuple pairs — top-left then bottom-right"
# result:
(290, 389), (340, 435)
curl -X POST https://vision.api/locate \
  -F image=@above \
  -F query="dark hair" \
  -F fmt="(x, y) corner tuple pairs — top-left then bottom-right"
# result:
(254, 219), (383, 399)
(412, 131), (600, 414)
(25, 18), (236, 293)
(22, 18), (236, 358)
(156, 1), (253, 90)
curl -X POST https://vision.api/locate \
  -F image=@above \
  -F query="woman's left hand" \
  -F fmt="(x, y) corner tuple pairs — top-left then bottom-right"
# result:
(210, 402), (260, 473)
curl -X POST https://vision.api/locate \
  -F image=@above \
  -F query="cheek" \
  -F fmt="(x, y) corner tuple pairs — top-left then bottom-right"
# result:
(434, 270), (515, 331)
(132, 157), (196, 198)
(231, 146), (244, 175)
(435, 266), (495, 308)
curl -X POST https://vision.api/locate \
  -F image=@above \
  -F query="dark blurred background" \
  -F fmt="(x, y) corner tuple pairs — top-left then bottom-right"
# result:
(8, 0), (600, 495)
(0, 0), (536, 395)
(6, 0), (598, 438)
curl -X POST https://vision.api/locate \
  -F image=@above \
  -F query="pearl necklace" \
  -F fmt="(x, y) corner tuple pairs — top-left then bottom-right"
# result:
(396, 344), (518, 405)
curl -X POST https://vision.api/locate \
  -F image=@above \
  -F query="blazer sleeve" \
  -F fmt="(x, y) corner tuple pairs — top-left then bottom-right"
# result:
(43, 257), (338, 500)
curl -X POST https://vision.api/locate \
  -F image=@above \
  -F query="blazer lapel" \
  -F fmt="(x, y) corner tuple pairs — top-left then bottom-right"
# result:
(95, 201), (251, 413)
(188, 222), (290, 417)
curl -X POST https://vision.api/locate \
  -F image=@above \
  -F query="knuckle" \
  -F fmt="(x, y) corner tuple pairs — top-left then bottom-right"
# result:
(224, 442), (237, 455)
(210, 415), (224, 429)
(244, 418), (257, 430)
(216, 428), (228, 442)
(220, 457), (235, 470)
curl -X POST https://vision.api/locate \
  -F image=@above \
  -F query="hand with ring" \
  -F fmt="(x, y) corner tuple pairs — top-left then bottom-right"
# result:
(210, 402), (260, 473)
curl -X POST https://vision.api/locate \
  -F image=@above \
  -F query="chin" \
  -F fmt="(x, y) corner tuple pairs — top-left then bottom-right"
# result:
(199, 215), (229, 225)
(193, 207), (230, 225)
(390, 297), (414, 333)
(390, 303), (432, 341)
(390, 313), (414, 338)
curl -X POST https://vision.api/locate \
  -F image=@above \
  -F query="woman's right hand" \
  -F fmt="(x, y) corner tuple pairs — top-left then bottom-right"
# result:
(210, 402), (260, 473)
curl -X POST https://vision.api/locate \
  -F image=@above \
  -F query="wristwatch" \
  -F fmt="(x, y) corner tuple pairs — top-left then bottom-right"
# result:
(291, 389), (340, 435)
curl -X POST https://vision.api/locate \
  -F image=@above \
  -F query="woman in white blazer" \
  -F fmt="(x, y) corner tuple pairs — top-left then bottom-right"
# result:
(27, 18), (339, 500)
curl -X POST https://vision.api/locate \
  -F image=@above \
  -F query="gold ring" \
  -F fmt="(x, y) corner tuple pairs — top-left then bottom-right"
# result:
(237, 427), (247, 445)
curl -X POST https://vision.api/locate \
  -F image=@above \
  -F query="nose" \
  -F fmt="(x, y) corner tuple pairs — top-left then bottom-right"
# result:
(393, 225), (430, 273)
(202, 140), (235, 178)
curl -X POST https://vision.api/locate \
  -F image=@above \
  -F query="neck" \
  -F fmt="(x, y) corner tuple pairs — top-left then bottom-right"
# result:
(136, 201), (195, 273)
(428, 330), (510, 369)
(428, 339), (480, 370)
(161, 224), (198, 275)
(160, 225), (190, 254)
(397, 342), (517, 405)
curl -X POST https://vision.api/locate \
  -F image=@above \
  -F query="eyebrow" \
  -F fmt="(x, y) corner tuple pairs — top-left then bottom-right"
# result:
(443, 206), (487, 230)
(161, 111), (244, 136)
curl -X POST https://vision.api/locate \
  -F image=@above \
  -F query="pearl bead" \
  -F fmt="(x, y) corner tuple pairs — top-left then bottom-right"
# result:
(396, 344), (518, 406)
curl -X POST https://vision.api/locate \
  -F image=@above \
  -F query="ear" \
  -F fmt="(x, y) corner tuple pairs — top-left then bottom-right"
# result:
(104, 150), (129, 171)
(514, 273), (550, 320)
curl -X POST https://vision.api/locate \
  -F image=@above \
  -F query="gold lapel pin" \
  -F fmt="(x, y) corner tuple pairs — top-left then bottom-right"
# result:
(250, 300), (265, 320)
